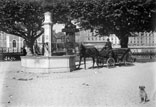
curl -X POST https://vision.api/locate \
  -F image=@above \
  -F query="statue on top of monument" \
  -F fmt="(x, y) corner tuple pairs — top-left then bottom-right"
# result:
(44, 42), (49, 56)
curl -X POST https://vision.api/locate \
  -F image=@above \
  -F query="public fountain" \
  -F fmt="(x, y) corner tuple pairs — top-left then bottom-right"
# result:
(20, 11), (77, 73)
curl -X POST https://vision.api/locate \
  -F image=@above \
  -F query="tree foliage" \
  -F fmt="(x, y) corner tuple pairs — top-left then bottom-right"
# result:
(0, 0), (44, 53)
(0, 0), (75, 54)
(0, 0), (155, 51)
(42, 1), (71, 24)
(69, 0), (156, 48)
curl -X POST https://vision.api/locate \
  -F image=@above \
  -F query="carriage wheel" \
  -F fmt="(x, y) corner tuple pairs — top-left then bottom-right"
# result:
(107, 57), (115, 68)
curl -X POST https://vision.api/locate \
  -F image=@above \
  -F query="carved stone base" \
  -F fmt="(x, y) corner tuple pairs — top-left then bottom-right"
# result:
(20, 55), (76, 73)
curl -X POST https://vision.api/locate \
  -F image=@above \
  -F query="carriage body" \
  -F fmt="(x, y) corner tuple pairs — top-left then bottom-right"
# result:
(113, 48), (135, 64)
(98, 48), (135, 67)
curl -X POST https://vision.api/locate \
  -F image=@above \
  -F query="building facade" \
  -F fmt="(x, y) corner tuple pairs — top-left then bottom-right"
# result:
(76, 30), (156, 49)
(75, 30), (120, 49)
(0, 31), (44, 53)
(128, 32), (156, 47)
(0, 31), (25, 52)
(0, 31), (65, 53)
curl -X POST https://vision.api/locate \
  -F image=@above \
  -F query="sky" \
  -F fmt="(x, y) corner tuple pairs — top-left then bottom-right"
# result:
(53, 21), (79, 33)
(53, 23), (65, 33)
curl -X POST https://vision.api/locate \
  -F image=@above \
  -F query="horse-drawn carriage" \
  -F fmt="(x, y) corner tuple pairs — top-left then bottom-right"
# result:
(98, 47), (135, 67)
(78, 44), (135, 69)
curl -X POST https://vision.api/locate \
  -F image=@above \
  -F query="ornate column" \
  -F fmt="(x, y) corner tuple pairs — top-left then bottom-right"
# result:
(43, 12), (53, 56)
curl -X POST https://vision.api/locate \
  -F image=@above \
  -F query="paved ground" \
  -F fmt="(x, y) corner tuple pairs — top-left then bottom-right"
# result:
(0, 61), (156, 107)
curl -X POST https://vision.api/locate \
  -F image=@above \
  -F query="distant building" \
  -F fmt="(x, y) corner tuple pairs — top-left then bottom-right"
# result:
(128, 32), (156, 47)
(75, 30), (120, 49)
(76, 30), (156, 49)
(0, 31), (65, 53)
(0, 31), (25, 52)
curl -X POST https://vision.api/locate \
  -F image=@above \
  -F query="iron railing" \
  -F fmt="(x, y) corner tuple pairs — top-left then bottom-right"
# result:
(130, 47), (156, 59)
(0, 47), (25, 61)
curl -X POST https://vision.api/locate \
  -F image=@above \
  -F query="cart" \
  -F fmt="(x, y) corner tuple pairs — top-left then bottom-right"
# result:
(98, 48), (135, 67)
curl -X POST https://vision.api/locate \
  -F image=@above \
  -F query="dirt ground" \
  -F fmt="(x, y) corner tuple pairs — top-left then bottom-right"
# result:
(0, 61), (156, 107)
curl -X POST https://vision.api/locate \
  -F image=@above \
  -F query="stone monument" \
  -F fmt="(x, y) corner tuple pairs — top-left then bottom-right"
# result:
(20, 12), (76, 73)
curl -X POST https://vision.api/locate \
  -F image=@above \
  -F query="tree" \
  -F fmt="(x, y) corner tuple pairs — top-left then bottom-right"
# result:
(0, 0), (75, 54)
(0, 0), (44, 54)
(42, 0), (72, 25)
(69, 0), (156, 48)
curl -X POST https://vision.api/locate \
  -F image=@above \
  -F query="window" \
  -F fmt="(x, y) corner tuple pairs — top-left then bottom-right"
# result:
(12, 40), (16, 48)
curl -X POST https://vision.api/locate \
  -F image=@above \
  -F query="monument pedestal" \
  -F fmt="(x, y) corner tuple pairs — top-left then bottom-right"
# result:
(21, 55), (76, 73)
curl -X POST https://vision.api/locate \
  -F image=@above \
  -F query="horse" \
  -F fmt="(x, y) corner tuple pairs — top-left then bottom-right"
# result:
(78, 44), (99, 69)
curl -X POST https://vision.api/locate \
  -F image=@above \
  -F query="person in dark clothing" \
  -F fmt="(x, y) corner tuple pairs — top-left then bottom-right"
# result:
(103, 38), (113, 57)
(105, 38), (112, 50)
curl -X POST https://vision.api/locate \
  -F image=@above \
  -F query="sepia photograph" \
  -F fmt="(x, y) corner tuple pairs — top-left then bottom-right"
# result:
(0, 0), (156, 107)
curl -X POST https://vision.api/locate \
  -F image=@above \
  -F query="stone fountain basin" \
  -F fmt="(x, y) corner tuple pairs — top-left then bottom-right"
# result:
(20, 55), (76, 73)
